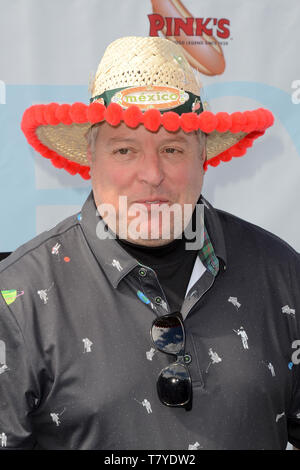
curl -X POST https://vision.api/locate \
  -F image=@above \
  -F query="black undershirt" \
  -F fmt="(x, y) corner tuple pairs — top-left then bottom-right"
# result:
(116, 208), (200, 313)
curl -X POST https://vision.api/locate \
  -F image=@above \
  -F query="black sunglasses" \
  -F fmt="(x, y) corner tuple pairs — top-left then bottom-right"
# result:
(150, 312), (192, 410)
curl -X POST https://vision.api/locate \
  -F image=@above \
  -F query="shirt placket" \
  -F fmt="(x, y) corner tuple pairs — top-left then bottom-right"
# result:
(131, 264), (171, 316)
(181, 269), (215, 320)
(128, 259), (218, 322)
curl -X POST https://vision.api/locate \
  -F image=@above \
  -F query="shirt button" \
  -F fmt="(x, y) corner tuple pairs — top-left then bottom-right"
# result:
(184, 354), (192, 364)
(139, 268), (147, 277)
(155, 296), (162, 304)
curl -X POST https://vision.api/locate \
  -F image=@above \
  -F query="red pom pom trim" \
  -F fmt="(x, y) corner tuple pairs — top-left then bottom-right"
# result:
(44, 103), (60, 125)
(87, 102), (106, 123)
(21, 102), (274, 179)
(104, 102), (123, 126)
(230, 112), (247, 133)
(180, 113), (199, 133)
(70, 103), (88, 124)
(215, 112), (232, 132)
(198, 111), (217, 133)
(56, 104), (72, 125)
(123, 106), (143, 128)
(34, 105), (46, 125)
(205, 130), (266, 171)
(161, 112), (180, 132)
(243, 111), (258, 133)
(143, 108), (161, 132)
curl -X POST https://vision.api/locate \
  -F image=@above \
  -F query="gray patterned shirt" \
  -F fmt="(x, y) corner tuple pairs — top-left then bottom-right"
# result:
(0, 190), (299, 449)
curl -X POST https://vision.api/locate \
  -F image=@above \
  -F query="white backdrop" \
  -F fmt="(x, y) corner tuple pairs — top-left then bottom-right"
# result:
(0, 0), (299, 253)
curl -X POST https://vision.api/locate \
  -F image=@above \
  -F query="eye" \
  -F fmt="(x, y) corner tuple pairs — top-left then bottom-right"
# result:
(163, 147), (182, 154)
(115, 148), (130, 155)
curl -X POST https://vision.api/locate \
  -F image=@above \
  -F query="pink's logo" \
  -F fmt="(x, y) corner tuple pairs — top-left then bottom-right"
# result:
(148, 0), (228, 75)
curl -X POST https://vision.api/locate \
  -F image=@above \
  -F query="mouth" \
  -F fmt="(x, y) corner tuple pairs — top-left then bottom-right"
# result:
(134, 199), (170, 204)
(133, 200), (170, 210)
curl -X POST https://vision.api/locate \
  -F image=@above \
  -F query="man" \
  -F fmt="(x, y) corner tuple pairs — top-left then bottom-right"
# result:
(0, 36), (299, 450)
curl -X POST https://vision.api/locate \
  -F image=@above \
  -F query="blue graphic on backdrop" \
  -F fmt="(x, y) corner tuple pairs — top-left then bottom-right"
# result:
(0, 81), (6, 104)
(0, 85), (90, 251)
(0, 82), (299, 251)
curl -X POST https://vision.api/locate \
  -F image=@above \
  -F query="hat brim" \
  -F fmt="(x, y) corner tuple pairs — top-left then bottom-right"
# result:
(21, 102), (274, 179)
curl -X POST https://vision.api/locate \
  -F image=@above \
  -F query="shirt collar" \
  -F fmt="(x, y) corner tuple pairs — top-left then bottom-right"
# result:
(200, 194), (227, 269)
(79, 190), (227, 288)
(79, 190), (139, 288)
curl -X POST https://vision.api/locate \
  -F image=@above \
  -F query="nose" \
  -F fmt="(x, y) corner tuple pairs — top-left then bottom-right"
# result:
(137, 150), (165, 187)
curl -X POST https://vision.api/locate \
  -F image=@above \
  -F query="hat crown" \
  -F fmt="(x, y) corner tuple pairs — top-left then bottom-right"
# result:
(91, 36), (201, 98)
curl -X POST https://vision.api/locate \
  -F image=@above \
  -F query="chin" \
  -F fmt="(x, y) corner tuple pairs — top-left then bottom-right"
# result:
(127, 237), (175, 247)
(127, 220), (178, 245)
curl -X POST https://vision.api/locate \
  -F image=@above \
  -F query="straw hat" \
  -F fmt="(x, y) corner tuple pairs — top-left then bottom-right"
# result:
(21, 36), (274, 180)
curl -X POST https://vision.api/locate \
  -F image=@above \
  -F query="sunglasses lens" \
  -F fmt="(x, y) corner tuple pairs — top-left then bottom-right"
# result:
(157, 363), (191, 406)
(151, 314), (184, 355)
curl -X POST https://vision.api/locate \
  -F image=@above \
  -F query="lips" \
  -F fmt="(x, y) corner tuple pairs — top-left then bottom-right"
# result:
(131, 199), (170, 211)
(134, 199), (170, 204)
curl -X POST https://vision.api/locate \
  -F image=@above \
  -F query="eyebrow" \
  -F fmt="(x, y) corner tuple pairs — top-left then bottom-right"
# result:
(106, 136), (189, 145)
(160, 136), (189, 144)
(106, 137), (139, 145)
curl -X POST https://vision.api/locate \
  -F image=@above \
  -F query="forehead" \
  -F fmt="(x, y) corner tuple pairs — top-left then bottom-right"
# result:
(95, 121), (198, 145)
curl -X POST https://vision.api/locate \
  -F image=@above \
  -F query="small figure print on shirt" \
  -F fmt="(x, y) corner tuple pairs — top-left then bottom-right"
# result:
(111, 259), (123, 272)
(233, 327), (249, 349)
(0, 364), (8, 375)
(82, 338), (93, 353)
(0, 340), (8, 375)
(228, 296), (241, 310)
(281, 305), (296, 316)
(50, 408), (66, 427)
(51, 243), (71, 264)
(0, 340), (6, 365)
(275, 412), (285, 422)
(206, 348), (222, 373)
(160, 299), (168, 311)
(261, 360), (276, 377)
(51, 243), (61, 257)
(0, 432), (7, 447)
(37, 282), (54, 304)
(146, 347), (156, 361)
(134, 398), (152, 414)
(267, 362), (276, 377)
(188, 441), (202, 450)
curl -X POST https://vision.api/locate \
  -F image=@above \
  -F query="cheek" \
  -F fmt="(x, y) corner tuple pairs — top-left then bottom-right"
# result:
(92, 159), (128, 187)
(190, 163), (204, 187)
(173, 160), (203, 191)
(91, 159), (136, 205)
(178, 166), (204, 205)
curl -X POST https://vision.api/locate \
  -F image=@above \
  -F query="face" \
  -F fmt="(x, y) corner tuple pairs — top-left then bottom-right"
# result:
(87, 121), (206, 246)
